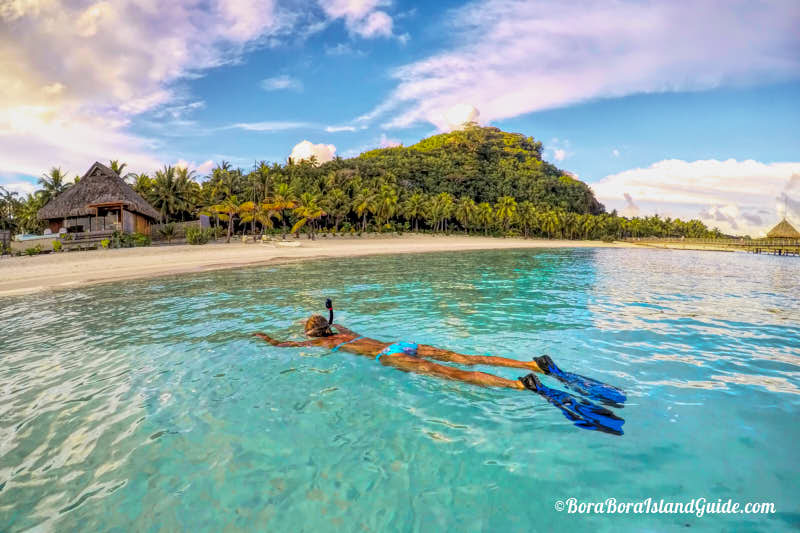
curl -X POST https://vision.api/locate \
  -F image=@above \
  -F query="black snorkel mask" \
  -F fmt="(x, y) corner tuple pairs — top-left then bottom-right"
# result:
(326, 298), (333, 326)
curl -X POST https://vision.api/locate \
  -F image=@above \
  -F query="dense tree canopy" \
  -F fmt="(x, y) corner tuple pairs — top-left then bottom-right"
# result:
(1, 125), (726, 242)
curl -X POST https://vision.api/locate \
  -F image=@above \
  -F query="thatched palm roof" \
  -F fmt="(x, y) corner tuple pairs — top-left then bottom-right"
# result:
(37, 162), (160, 220)
(766, 218), (800, 239)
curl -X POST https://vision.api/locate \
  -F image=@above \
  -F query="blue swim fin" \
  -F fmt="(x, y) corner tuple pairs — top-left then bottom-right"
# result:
(534, 355), (626, 406)
(519, 373), (625, 436)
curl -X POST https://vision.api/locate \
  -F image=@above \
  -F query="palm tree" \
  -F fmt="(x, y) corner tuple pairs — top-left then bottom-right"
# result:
(402, 192), (427, 231)
(266, 182), (297, 239)
(494, 196), (517, 233)
(540, 210), (559, 239)
(37, 167), (71, 204)
(131, 173), (153, 197)
(208, 195), (241, 243)
(454, 197), (477, 233)
(149, 165), (189, 222)
(516, 200), (536, 238)
(428, 192), (454, 232)
(240, 202), (280, 236)
(582, 214), (599, 239)
(17, 193), (47, 234)
(292, 192), (326, 239)
(0, 186), (19, 231)
(323, 188), (350, 232)
(109, 160), (135, 182)
(374, 185), (398, 229)
(476, 202), (494, 235)
(353, 187), (376, 231)
(562, 212), (578, 240)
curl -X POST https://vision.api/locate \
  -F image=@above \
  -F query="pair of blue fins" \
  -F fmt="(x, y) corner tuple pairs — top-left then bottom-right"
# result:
(520, 356), (626, 435)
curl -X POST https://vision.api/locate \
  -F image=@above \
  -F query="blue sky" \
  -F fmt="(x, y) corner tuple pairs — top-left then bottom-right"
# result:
(1, 0), (799, 235)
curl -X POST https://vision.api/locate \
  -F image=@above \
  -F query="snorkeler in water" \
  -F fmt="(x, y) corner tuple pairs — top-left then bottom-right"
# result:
(255, 300), (626, 435)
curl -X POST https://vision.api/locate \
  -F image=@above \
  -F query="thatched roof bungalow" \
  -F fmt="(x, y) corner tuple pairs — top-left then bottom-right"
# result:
(766, 218), (800, 239)
(37, 162), (160, 234)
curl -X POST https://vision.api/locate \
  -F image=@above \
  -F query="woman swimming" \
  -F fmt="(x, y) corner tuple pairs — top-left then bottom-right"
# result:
(255, 308), (626, 435)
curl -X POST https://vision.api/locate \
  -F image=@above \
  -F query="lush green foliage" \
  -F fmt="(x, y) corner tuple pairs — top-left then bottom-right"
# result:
(0, 127), (724, 241)
(185, 226), (215, 245)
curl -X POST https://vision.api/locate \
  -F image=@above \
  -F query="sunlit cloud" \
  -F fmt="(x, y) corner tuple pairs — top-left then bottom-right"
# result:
(593, 159), (800, 236)
(318, 0), (396, 39)
(0, 0), (295, 177)
(363, 0), (800, 129)
(289, 140), (336, 163)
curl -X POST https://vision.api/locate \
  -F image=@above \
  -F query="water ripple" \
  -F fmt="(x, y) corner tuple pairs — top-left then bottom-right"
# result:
(0, 248), (798, 531)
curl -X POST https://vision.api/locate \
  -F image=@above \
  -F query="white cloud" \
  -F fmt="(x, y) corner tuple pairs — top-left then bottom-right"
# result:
(592, 159), (800, 236)
(435, 103), (480, 131)
(228, 121), (311, 131)
(378, 133), (401, 148)
(325, 125), (358, 132)
(553, 149), (566, 162)
(174, 159), (215, 176)
(318, 0), (395, 39)
(612, 149), (620, 157)
(0, 180), (37, 196)
(260, 74), (303, 91)
(0, 0), (294, 177)
(363, 0), (800, 129)
(289, 140), (336, 164)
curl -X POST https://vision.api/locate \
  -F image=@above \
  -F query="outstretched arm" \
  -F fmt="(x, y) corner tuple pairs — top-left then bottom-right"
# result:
(332, 324), (360, 337)
(416, 344), (543, 372)
(253, 332), (319, 347)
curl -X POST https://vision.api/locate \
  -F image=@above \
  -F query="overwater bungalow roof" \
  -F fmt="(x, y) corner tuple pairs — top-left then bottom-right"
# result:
(766, 218), (800, 239)
(37, 162), (160, 220)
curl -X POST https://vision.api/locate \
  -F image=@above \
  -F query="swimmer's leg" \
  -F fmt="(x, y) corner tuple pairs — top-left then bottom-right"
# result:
(417, 345), (544, 372)
(519, 374), (625, 436)
(380, 354), (525, 390)
(534, 355), (626, 406)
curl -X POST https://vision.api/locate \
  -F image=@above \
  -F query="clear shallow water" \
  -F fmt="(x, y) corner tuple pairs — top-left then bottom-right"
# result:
(1, 248), (799, 532)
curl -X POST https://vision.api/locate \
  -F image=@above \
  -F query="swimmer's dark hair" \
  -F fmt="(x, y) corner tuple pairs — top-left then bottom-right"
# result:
(305, 314), (333, 337)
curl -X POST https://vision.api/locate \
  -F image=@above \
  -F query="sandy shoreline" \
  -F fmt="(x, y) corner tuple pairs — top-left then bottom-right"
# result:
(0, 235), (638, 298)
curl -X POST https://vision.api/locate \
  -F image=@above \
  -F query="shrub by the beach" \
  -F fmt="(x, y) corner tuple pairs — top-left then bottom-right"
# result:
(158, 223), (176, 244)
(186, 226), (214, 245)
(25, 245), (41, 256)
(132, 233), (151, 247)
(101, 239), (110, 249)
(52, 240), (62, 252)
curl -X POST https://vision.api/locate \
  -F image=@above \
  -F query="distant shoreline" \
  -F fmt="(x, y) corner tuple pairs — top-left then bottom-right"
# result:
(0, 235), (635, 297)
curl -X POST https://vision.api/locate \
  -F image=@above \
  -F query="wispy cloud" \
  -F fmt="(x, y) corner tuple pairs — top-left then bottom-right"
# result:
(227, 121), (312, 132)
(260, 74), (303, 92)
(362, 0), (800, 129)
(325, 125), (358, 132)
(318, 0), (396, 39)
(324, 43), (364, 56)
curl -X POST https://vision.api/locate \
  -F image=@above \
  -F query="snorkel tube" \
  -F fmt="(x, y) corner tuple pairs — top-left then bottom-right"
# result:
(326, 298), (334, 326)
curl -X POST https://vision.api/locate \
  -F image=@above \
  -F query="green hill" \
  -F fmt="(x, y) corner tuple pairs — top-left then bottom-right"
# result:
(349, 124), (604, 214)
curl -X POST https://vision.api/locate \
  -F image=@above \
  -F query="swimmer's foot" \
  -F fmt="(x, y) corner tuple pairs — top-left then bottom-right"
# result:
(533, 355), (626, 407)
(519, 373), (624, 436)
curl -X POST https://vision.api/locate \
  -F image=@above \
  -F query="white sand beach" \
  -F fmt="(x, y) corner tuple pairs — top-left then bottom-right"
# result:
(0, 235), (635, 297)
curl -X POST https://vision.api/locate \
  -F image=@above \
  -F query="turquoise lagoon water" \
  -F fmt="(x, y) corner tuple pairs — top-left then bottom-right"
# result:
(1, 248), (799, 532)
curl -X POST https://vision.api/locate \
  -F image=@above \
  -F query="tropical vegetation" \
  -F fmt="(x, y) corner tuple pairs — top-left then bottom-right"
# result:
(0, 125), (723, 241)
